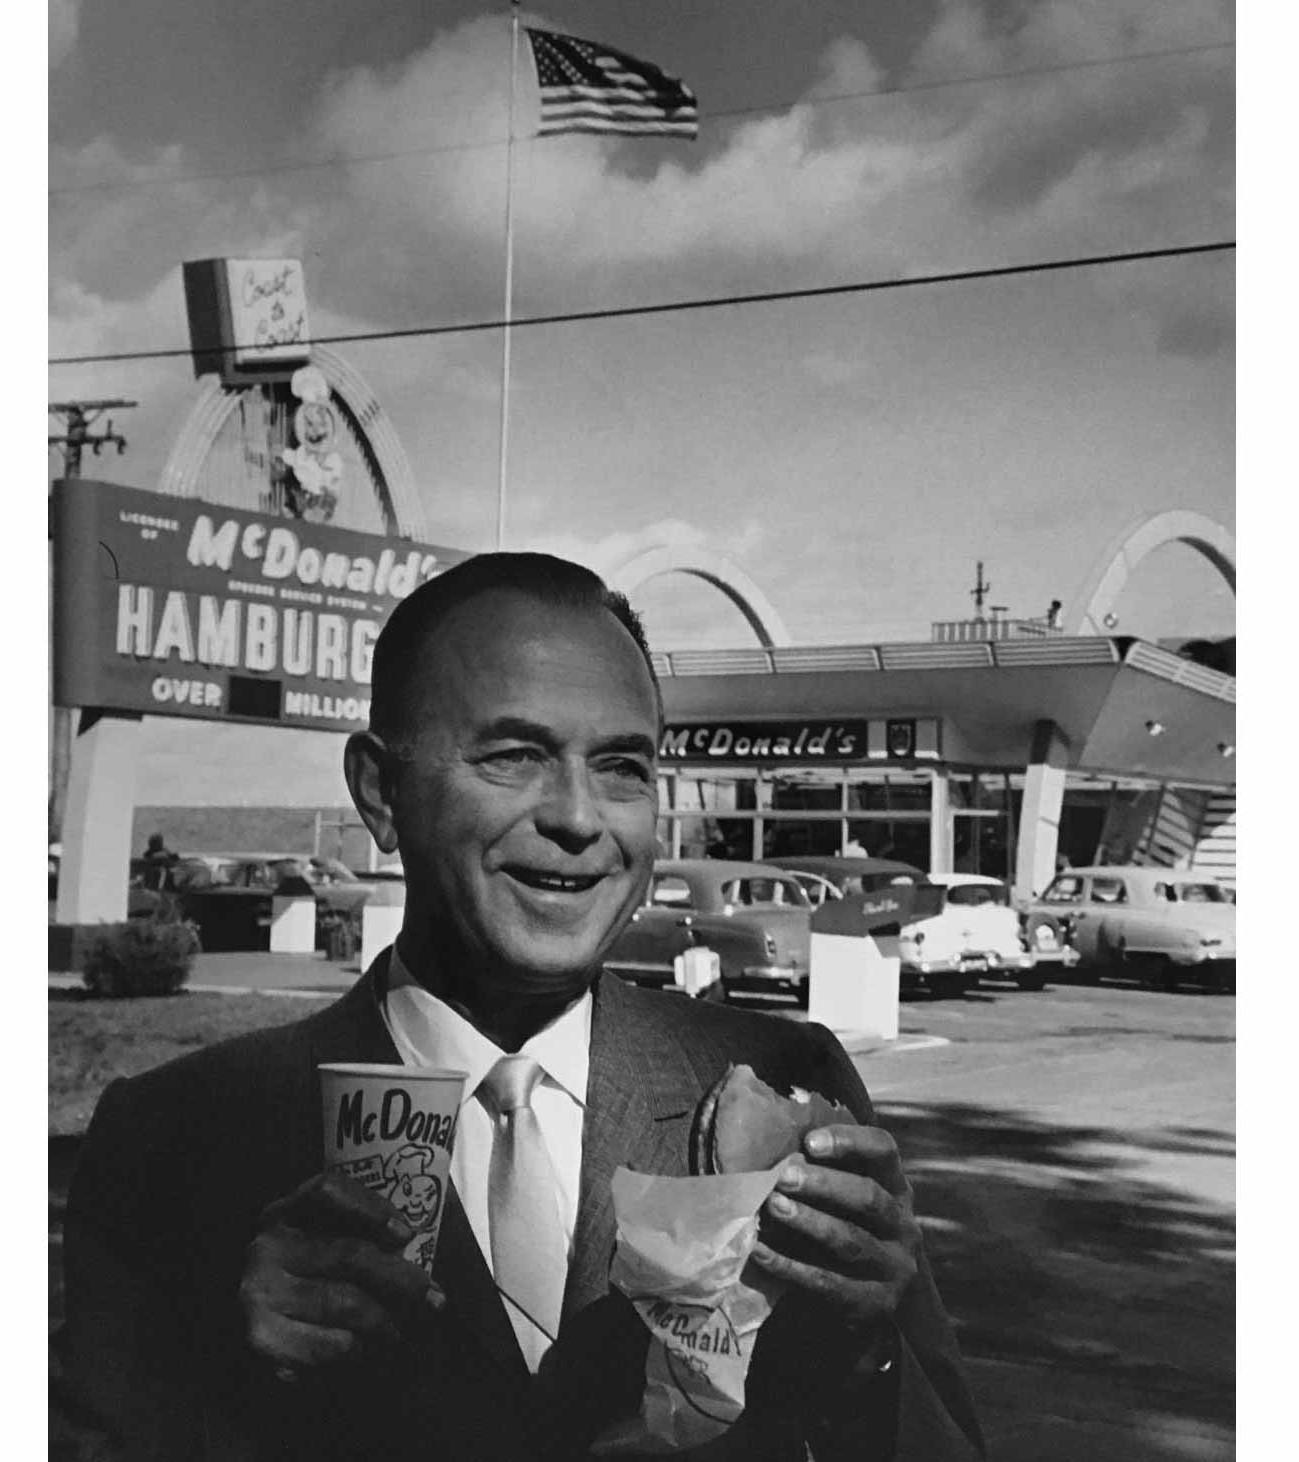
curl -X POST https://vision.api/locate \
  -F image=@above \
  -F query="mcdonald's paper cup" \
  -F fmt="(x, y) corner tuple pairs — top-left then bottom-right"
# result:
(319, 1063), (467, 1276)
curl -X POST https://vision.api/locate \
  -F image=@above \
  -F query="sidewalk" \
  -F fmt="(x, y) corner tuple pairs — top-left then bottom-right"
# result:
(49, 949), (362, 997)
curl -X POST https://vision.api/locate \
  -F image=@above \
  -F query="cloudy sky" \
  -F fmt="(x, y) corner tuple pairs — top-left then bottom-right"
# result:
(48, 0), (1235, 807)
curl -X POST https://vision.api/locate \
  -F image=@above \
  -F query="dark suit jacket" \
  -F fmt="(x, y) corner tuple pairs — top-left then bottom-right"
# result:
(58, 957), (984, 1461)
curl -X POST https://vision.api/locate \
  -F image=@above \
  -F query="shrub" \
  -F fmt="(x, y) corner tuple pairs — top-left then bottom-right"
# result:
(82, 916), (202, 998)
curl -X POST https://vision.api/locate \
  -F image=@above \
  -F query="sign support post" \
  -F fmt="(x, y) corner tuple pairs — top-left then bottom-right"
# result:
(55, 711), (143, 926)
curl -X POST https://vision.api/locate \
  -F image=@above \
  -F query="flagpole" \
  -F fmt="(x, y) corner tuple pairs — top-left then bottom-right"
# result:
(495, 1), (521, 552)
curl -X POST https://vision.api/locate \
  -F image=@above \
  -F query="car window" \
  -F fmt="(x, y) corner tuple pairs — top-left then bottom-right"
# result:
(238, 863), (277, 890)
(721, 876), (809, 909)
(205, 861), (243, 887)
(1042, 875), (1084, 904)
(1154, 882), (1177, 902)
(1176, 882), (1228, 904)
(313, 858), (358, 884)
(650, 876), (694, 909)
(1089, 877), (1127, 905)
(945, 884), (1009, 907)
(270, 858), (312, 884)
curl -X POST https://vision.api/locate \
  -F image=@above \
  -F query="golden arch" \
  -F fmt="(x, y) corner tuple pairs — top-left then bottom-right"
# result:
(1070, 510), (1235, 636)
(156, 344), (426, 536)
(599, 540), (792, 648)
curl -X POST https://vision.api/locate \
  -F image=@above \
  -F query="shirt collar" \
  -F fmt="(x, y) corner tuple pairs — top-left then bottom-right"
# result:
(386, 944), (591, 1109)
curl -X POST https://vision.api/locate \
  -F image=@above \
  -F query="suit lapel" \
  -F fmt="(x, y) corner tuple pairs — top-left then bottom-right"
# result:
(305, 954), (529, 1385)
(563, 977), (705, 1319)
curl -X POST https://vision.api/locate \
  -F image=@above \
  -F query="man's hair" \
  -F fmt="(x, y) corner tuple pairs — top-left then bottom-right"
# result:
(368, 552), (661, 744)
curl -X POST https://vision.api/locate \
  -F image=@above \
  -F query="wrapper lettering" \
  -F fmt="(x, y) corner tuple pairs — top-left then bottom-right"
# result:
(593, 1165), (786, 1454)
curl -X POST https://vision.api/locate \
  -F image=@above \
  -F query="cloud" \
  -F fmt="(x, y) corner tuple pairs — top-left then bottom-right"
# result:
(50, 0), (79, 70)
(49, 3), (1233, 349)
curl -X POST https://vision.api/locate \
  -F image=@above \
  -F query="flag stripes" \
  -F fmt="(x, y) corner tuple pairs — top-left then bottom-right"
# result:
(525, 27), (699, 139)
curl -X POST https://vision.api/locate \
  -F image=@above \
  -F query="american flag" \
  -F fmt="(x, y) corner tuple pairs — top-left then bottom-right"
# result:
(525, 28), (698, 140)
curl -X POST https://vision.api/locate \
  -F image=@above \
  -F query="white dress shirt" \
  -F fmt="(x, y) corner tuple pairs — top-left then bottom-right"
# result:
(382, 946), (591, 1366)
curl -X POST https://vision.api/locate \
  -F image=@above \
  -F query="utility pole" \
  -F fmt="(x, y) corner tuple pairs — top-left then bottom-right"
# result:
(49, 399), (137, 476)
(48, 399), (138, 845)
(970, 561), (991, 617)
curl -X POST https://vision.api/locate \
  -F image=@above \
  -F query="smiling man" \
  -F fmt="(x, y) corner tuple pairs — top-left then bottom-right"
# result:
(59, 553), (983, 1461)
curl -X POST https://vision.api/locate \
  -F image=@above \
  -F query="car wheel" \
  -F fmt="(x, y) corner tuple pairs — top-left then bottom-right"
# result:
(1017, 973), (1047, 992)
(1025, 913), (1063, 948)
(1156, 960), (1180, 994)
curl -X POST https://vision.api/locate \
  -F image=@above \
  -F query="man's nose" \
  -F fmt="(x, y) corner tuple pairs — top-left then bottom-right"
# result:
(535, 761), (603, 844)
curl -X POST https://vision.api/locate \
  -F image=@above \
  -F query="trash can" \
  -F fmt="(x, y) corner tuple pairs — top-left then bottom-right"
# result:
(673, 945), (722, 998)
(270, 873), (317, 954)
(808, 884), (944, 1038)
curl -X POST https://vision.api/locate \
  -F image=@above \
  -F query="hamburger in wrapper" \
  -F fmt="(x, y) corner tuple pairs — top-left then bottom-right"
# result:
(594, 1064), (855, 1454)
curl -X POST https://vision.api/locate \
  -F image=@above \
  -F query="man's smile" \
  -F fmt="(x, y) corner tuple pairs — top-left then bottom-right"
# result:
(503, 866), (608, 895)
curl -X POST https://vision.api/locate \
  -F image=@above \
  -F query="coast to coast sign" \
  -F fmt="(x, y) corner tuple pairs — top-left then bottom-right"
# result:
(51, 479), (470, 733)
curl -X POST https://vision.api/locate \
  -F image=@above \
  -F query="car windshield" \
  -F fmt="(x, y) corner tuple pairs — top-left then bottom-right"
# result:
(945, 883), (1009, 907)
(1043, 875), (1084, 903)
(1176, 882), (1231, 904)
(203, 861), (246, 887)
(720, 876), (810, 909)
(269, 857), (357, 886)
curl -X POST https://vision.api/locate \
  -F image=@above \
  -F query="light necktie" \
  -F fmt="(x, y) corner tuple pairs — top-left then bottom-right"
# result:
(481, 1054), (568, 1371)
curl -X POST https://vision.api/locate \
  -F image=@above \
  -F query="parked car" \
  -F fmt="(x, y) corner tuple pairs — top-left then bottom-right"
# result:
(923, 873), (1078, 991)
(769, 856), (970, 1000)
(146, 853), (375, 952)
(603, 859), (812, 1004)
(771, 855), (929, 904)
(1024, 865), (1235, 991)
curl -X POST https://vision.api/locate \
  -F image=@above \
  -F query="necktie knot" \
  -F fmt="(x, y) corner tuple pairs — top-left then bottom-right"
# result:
(482, 1054), (544, 1117)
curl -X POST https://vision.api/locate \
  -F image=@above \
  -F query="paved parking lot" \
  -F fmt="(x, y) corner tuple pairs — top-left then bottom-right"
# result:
(848, 976), (1234, 1461)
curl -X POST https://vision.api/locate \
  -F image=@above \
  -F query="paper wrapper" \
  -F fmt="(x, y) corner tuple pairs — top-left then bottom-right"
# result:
(592, 1165), (787, 1454)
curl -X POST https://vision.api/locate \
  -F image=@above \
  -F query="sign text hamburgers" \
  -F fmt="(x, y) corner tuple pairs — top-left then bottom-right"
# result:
(52, 479), (470, 732)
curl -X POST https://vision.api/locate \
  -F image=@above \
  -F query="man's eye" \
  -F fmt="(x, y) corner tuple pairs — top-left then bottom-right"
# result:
(485, 747), (543, 767)
(598, 758), (653, 784)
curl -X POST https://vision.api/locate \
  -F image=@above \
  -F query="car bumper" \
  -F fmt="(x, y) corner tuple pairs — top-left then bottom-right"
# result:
(1167, 949), (1236, 968)
(1028, 946), (1080, 967)
(899, 957), (976, 993)
(733, 964), (808, 1000)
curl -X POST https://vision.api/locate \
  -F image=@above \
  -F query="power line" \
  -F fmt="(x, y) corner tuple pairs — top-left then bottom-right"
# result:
(48, 239), (1235, 369)
(48, 39), (1233, 200)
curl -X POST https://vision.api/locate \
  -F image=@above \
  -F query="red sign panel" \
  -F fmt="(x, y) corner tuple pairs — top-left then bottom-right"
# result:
(51, 479), (471, 732)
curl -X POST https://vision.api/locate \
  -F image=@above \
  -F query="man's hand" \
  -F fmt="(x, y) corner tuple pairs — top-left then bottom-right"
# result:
(751, 1123), (920, 1367)
(239, 1171), (446, 1377)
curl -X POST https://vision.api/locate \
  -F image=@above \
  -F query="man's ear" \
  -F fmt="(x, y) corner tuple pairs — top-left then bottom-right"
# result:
(344, 731), (400, 854)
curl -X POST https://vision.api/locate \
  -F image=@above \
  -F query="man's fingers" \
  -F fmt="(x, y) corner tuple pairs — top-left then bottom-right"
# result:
(260, 1171), (413, 1248)
(272, 1275), (404, 1345)
(287, 1236), (440, 1312)
(803, 1123), (909, 1195)
(247, 1311), (358, 1371)
(750, 1240), (897, 1322)
(763, 1191), (901, 1278)
(775, 1162), (905, 1237)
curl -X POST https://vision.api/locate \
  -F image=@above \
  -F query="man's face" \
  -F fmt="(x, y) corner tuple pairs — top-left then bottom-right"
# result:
(384, 590), (660, 1000)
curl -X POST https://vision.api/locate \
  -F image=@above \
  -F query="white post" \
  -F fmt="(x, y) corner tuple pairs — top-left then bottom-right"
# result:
(928, 767), (952, 874)
(56, 712), (142, 924)
(495, 2), (521, 552)
(1014, 720), (1070, 899)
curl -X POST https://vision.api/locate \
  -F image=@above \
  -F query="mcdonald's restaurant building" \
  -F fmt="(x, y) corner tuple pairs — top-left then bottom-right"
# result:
(649, 637), (1236, 895)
